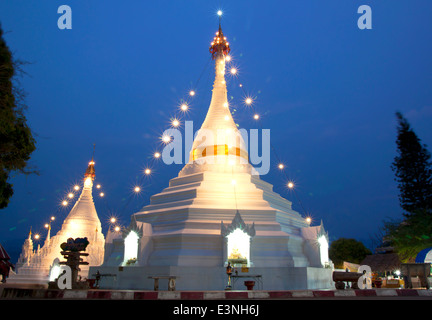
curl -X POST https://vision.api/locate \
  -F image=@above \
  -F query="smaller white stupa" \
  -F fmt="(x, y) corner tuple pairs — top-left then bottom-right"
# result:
(7, 157), (105, 286)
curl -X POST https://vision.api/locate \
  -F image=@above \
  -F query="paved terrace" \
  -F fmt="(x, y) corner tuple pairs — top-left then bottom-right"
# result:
(1, 285), (432, 299)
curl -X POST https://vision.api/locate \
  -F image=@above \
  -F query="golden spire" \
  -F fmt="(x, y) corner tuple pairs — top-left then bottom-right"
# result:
(84, 144), (96, 181)
(186, 17), (249, 166)
(209, 18), (230, 59)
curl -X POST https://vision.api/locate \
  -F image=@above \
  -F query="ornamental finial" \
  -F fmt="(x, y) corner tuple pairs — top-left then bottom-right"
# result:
(209, 13), (230, 59)
(84, 144), (96, 180)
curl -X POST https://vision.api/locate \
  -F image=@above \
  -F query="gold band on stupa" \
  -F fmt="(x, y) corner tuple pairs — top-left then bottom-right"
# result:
(191, 144), (248, 161)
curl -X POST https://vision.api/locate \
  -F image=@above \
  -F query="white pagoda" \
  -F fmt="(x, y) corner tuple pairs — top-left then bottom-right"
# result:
(94, 22), (333, 290)
(7, 158), (105, 286)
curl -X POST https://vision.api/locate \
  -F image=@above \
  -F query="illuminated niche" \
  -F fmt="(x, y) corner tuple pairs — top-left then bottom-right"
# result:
(123, 231), (139, 265)
(318, 235), (329, 267)
(221, 211), (255, 267)
(48, 258), (62, 282)
(122, 220), (143, 266)
(316, 222), (330, 267)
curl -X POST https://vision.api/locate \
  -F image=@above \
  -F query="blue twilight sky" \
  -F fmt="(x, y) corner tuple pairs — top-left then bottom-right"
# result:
(1, 0), (432, 261)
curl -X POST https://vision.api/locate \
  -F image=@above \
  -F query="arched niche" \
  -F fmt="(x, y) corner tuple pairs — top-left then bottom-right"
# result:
(122, 219), (143, 266)
(123, 231), (139, 265)
(221, 211), (255, 267)
(316, 221), (330, 267)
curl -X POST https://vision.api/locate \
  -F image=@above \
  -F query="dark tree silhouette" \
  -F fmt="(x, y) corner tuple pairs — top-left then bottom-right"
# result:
(391, 112), (432, 217)
(383, 112), (432, 262)
(0, 24), (36, 209)
(329, 238), (371, 269)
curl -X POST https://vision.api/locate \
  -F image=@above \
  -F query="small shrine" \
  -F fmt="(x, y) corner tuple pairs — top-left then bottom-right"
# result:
(221, 211), (255, 267)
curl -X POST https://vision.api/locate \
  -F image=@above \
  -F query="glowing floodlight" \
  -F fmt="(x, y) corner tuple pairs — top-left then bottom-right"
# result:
(180, 103), (189, 111)
(154, 152), (161, 159)
(67, 193), (74, 199)
(134, 186), (141, 193)
(144, 168), (151, 175)
(162, 135), (171, 144)
(189, 90), (196, 96)
(245, 97), (253, 105)
(253, 114), (259, 120)
(73, 185), (80, 191)
(278, 164), (284, 170)
(110, 217), (117, 224)
(171, 118), (180, 128)
(287, 182), (294, 189)
(62, 200), (68, 206)
(217, 10), (223, 16)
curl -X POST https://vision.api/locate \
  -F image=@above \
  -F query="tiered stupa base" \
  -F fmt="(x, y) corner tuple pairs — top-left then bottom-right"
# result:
(91, 170), (334, 290)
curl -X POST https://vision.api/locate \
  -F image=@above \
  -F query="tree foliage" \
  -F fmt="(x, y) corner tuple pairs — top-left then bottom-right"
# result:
(0, 24), (36, 209)
(383, 210), (432, 262)
(385, 112), (432, 262)
(391, 112), (432, 217)
(329, 238), (371, 269)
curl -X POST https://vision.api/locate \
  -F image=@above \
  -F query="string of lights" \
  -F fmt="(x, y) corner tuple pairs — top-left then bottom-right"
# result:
(236, 78), (312, 223)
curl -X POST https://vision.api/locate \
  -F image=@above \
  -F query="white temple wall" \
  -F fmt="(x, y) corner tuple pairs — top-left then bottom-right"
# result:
(137, 222), (153, 266)
(103, 238), (125, 266)
(302, 238), (322, 268)
(147, 233), (224, 267)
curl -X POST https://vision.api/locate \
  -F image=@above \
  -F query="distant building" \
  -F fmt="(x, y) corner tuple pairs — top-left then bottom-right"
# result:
(0, 243), (14, 282)
(7, 159), (105, 286)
